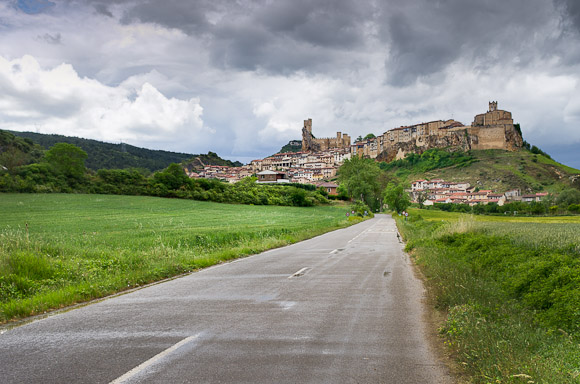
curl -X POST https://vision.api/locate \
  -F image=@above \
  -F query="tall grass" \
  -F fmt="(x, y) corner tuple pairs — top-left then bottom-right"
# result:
(399, 209), (580, 383)
(0, 194), (356, 322)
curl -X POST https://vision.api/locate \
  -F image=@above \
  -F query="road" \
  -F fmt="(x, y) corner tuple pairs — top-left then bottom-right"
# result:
(0, 214), (452, 383)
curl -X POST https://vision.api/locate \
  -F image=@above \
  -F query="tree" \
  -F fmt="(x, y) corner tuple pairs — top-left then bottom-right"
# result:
(416, 190), (428, 209)
(383, 183), (410, 214)
(152, 163), (191, 190)
(556, 188), (580, 207)
(337, 156), (381, 210)
(354, 135), (363, 143)
(45, 143), (87, 179)
(363, 133), (376, 141)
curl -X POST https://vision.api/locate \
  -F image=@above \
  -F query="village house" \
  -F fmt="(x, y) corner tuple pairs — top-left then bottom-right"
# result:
(521, 192), (549, 203)
(256, 170), (290, 184)
(317, 182), (339, 196)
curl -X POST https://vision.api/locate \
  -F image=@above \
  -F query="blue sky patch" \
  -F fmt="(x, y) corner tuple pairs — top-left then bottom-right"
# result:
(17, 0), (55, 15)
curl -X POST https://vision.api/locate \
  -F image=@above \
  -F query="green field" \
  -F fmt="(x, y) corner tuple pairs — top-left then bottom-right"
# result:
(399, 209), (580, 383)
(0, 194), (355, 323)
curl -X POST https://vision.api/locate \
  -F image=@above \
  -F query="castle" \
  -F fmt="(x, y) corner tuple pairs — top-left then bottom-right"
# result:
(301, 102), (523, 161)
(302, 118), (351, 152)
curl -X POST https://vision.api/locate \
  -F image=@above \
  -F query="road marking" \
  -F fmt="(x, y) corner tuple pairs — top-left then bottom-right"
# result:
(330, 249), (338, 254)
(288, 267), (310, 278)
(109, 334), (201, 384)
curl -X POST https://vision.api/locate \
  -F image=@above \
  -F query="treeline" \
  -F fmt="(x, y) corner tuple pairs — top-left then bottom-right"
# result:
(0, 143), (329, 207)
(7, 130), (241, 172)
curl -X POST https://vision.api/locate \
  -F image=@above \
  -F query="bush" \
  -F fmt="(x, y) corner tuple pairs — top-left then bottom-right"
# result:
(350, 200), (373, 217)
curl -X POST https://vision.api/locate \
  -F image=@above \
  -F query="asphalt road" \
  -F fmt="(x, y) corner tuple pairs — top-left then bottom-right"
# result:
(0, 214), (452, 383)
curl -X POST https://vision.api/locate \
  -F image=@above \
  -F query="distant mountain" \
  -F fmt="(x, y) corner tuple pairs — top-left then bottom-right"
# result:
(7, 131), (241, 172)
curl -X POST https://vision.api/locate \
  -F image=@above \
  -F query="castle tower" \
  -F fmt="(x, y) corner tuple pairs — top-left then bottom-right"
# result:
(488, 101), (498, 112)
(304, 118), (312, 134)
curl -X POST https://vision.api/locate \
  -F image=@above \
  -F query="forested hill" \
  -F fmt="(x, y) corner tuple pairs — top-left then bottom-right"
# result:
(7, 131), (241, 172)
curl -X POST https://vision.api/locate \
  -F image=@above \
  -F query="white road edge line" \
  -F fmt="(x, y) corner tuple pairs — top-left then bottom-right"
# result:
(289, 267), (310, 278)
(109, 333), (201, 384)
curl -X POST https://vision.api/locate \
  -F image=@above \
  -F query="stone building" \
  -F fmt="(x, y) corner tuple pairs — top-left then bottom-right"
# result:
(302, 118), (351, 152)
(353, 102), (523, 162)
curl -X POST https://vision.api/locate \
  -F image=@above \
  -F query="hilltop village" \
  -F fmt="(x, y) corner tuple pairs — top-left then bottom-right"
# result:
(188, 103), (524, 200)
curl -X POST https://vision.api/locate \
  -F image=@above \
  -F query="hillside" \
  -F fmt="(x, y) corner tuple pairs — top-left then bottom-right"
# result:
(277, 140), (302, 154)
(6, 130), (241, 172)
(381, 148), (580, 193)
(0, 130), (44, 170)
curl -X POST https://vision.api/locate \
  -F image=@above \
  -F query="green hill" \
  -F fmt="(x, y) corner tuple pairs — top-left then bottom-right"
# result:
(277, 140), (302, 154)
(0, 130), (44, 171)
(6, 130), (241, 172)
(381, 148), (580, 194)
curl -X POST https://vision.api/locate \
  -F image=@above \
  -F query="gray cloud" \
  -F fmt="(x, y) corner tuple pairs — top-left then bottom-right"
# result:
(36, 32), (61, 45)
(92, 0), (376, 75)
(93, 3), (113, 17)
(120, 0), (213, 34)
(557, 0), (580, 33)
(82, 0), (574, 84)
(380, 0), (558, 86)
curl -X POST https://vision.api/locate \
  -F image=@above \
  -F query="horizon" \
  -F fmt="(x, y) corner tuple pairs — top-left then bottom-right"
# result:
(8, 126), (579, 172)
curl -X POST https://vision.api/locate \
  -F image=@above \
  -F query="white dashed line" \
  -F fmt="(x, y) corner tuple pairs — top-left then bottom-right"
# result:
(109, 333), (201, 384)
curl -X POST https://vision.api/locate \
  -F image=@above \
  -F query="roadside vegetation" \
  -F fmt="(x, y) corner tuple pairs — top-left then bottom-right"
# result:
(397, 209), (580, 383)
(0, 194), (359, 323)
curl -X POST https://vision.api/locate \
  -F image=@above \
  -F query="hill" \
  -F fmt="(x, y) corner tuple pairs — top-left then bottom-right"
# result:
(277, 140), (302, 154)
(6, 130), (241, 172)
(380, 148), (580, 193)
(0, 130), (44, 171)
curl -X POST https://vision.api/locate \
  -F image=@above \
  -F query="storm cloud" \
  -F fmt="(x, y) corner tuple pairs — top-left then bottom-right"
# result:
(1, 0), (579, 167)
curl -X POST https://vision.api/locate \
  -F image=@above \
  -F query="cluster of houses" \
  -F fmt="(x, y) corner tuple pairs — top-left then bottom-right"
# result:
(184, 149), (347, 195)
(186, 164), (253, 183)
(410, 179), (548, 206)
(249, 148), (351, 184)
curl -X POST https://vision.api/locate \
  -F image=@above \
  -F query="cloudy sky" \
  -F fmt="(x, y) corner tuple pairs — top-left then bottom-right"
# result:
(1, 0), (579, 168)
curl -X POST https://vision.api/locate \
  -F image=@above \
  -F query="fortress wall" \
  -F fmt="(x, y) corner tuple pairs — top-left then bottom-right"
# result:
(468, 126), (509, 150)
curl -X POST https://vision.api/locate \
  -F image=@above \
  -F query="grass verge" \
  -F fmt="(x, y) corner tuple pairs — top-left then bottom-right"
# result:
(0, 193), (359, 323)
(398, 209), (580, 383)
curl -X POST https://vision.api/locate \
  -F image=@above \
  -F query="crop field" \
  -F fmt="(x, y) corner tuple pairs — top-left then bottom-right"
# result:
(400, 208), (580, 383)
(408, 208), (580, 251)
(0, 193), (355, 323)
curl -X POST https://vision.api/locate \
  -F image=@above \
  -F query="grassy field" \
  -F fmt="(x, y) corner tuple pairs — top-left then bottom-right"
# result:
(399, 208), (580, 383)
(0, 193), (356, 323)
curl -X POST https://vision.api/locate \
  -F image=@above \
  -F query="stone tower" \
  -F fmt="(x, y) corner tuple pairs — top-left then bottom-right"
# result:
(304, 118), (312, 134)
(488, 101), (498, 112)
